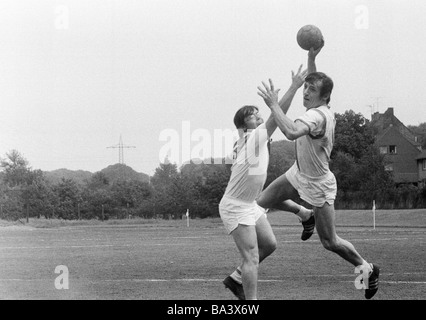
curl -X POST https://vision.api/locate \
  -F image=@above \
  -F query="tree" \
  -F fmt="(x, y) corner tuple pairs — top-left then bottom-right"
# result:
(82, 188), (115, 220)
(23, 170), (56, 219)
(150, 162), (179, 191)
(111, 180), (153, 218)
(86, 172), (110, 190)
(0, 150), (31, 188)
(332, 110), (375, 161)
(111, 180), (152, 208)
(0, 150), (54, 220)
(180, 160), (231, 218)
(266, 140), (296, 187)
(353, 146), (395, 206)
(149, 162), (180, 218)
(331, 111), (395, 208)
(53, 178), (82, 219)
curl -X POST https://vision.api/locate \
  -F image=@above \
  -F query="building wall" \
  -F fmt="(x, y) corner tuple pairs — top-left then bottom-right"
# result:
(376, 126), (420, 183)
(419, 159), (426, 182)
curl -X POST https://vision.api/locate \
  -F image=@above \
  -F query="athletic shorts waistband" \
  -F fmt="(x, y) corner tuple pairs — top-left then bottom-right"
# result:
(221, 194), (257, 206)
(297, 169), (334, 181)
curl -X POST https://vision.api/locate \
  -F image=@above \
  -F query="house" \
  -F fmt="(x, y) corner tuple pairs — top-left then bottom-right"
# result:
(416, 151), (426, 187)
(370, 108), (422, 185)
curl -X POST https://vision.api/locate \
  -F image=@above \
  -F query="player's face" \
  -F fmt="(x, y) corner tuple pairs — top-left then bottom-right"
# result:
(244, 111), (263, 130)
(303, 81), (327, 109)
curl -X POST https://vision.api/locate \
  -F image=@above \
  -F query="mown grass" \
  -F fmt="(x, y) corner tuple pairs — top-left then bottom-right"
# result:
(1, 208), (425, 229)
(0, 209), (425, 300)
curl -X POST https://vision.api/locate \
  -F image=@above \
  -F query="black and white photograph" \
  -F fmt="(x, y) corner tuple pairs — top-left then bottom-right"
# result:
(0, 0), (425, 306)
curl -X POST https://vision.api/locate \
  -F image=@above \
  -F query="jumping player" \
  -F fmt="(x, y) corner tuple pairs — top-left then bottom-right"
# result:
(256, 44), (380, 299)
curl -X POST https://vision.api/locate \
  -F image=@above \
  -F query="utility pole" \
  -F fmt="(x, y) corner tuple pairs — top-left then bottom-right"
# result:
(107, 135), (136, 165)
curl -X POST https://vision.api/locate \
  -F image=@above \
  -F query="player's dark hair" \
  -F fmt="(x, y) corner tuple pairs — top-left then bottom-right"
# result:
(305, 72), (333, 104)
(233, 105), (259, 131)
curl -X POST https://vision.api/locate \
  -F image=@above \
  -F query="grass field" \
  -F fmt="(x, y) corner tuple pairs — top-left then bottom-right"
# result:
(0, 209), (425, 300)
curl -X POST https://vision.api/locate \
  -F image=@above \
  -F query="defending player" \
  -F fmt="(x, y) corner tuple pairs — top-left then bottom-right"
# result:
(219, 66), (314, 300)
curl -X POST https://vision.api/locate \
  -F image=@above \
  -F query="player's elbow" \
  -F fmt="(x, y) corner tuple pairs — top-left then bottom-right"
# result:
(283, 131), (299, 141)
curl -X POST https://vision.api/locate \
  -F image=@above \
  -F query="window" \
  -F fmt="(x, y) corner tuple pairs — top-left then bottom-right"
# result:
(389, 145), (397, 154)
(379, 146), (387, 154)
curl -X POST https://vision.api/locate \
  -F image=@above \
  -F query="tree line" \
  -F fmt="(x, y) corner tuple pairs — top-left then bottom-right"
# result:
(1, 110), (426, 221)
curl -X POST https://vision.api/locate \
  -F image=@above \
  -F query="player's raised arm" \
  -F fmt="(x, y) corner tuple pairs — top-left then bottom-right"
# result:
(261, 67), (307, 139)
(307, 39), (324, 74)
(258, 77), (309, 141)
(278, 64), (307, 114)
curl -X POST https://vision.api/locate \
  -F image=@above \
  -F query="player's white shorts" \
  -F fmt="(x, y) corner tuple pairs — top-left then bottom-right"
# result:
(285, 163), (337, 208)
(219, 195), (266, 234)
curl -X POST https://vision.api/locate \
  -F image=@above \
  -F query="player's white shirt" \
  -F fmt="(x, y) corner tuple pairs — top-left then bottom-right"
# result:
(223, 123), (270, 202)
(294, 105), (335, 177)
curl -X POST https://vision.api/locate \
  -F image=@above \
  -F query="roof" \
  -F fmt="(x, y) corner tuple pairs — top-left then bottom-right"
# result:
(371, 108), (421, 148)
(375, 125), (422, 151)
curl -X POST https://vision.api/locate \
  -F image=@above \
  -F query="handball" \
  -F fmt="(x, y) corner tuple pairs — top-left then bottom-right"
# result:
(296, 25), (324, 51)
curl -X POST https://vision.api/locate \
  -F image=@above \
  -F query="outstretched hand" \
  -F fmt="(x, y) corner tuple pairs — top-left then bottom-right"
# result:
(291, 64), (308, 89)
(257, 79), (280, 108)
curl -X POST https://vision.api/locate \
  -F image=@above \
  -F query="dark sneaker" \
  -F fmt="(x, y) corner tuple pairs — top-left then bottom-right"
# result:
(301, 215), (315, 241)
(365, 264), (380, 299)
(223, 276), (245, 300)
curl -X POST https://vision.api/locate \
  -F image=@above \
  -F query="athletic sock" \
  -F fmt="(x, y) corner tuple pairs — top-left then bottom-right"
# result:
(296, 206), (313, 222)
(358, 260), (373, 275)
(230, 267), (242, 284)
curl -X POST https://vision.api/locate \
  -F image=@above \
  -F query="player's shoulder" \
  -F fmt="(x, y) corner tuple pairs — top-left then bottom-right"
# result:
(245, 123), (267, 138)
(255, 122), (267, 131)
(304, 107), (324, 119)
(308, 105), (333, 119)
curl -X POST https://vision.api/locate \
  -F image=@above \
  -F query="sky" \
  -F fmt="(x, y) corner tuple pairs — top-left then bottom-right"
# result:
(1, 0), (425, 176)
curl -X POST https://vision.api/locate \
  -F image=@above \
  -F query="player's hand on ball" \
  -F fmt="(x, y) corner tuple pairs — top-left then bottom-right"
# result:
(291, 64), (308, 89)
(257, 79), (280, 108)
(308, 38), (324, 59)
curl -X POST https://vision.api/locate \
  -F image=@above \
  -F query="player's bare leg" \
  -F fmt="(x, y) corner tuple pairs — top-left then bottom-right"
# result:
(231, 224), (259, 300)
(314, 203), (380, 298)
(255, 214), (277, 261)
(225, 214), (276, 299)
(257, 174), (314, 239)
(258, 174), (312, 220)
(314, 203), (365, 265)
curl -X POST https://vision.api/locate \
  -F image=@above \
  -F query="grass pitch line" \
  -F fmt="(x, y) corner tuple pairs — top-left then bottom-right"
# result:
(0, 243), (186, 250)
(2, 274), (425, 286)
(104, 278), (426, 285)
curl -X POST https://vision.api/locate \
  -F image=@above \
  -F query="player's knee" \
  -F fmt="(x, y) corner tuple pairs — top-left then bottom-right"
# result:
(244, 249), (259, 268)
(266, 237), (277, 254)
(259, 240), (276, 258)
(257, 188), (280, 208)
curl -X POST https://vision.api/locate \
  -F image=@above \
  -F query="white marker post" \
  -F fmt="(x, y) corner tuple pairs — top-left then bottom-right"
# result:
(372, 200), (376, 230)
(186, 209), (189, 227)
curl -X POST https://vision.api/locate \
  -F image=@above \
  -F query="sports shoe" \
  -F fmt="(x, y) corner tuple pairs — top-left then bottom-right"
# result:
(223, 276), (245, 300)
(301, 215), (315, 241)
(365, 264), (380, 299)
